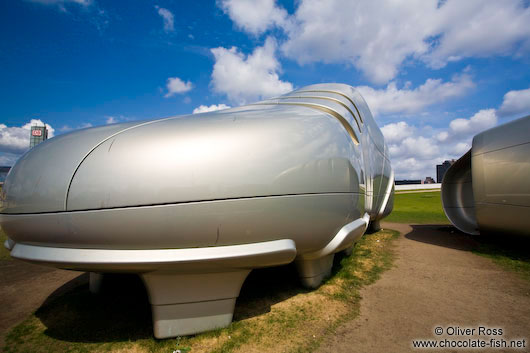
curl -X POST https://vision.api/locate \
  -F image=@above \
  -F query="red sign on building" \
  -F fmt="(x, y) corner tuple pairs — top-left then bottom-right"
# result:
(32, 129), (42, 137)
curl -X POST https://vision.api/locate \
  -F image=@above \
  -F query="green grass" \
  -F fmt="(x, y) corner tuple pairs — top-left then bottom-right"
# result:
(385, 191), (449, 224)
(3, 229), (400, 353)
(472, 236), (530, 282)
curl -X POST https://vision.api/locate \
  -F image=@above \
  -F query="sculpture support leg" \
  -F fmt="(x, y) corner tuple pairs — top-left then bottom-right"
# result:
(295, 254), (334, 289)
(89, 272), (104, 294)
(342, 245), (354, 257)
(140, 270), (250, 338)
(368, 220), (381, 232)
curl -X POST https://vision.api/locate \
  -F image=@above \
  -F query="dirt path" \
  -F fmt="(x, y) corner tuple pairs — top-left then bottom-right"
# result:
(0, 259), (84, 349)
(323, 223), (530, 352)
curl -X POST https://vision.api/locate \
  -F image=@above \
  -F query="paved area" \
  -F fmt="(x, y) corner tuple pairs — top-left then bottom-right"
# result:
(323, 223), (530, 352)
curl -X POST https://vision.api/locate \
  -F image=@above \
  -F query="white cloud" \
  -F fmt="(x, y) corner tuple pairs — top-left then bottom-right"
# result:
(497, 87), (530, 118)
(106, 116), (118, 124)
(425, 0), (530, 68)
(164, 77), (193, 97)
(219, 0), (290, 35)
(104, 115), (134, 125)
(0, 119), (55, 155)
(210, 37), (293, 104)
(451, 142), (470, 155)
(193, 104), (231, 114)
(436, 131), (449, 142)
(281, 0), (437, 84)
(59, 122), (92, 132)
(155, 5), (175, 32)
(449, 109), (497, 136)
(390, 136), (439, 159)
(221, 0), (530, 84)
(380, 122), (414, 144)
(356, 73), (474, 116)
(383, 109), (498, 180)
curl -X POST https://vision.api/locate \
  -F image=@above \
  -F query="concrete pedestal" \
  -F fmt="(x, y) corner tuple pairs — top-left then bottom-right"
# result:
(140, 270), (250, 338)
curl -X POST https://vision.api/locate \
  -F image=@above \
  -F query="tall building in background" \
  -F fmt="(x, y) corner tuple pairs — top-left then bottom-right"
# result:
(436, 160), (455, 183)
(29, 125), (48, 148)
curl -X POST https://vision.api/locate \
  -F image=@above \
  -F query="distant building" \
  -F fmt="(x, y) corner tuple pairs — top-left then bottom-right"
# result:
(30, 125), (48, 148)
(395, 179), (422, 185)
(424, 177), (435, 184)
(436, 159), (455, 183)
(0, 166), (11, 183)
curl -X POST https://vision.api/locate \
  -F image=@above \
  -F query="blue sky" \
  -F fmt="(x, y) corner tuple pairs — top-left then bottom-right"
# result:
(1, 0), (530, 179)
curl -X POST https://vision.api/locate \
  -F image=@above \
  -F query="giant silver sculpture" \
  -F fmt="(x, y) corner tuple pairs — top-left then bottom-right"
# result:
(442, 115), (530, 236)
(0, 84), (394, 338)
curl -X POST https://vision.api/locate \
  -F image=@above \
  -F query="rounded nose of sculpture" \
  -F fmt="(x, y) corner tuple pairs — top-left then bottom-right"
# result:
(441, 149), (479, 235)
(0, 121), (144, 214)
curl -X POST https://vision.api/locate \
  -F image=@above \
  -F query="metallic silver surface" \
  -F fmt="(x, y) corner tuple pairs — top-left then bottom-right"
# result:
(0, 83), (394, 337)
(1, 194), (359, 251)
(442, 115), (530, 236)
(0, 121), (148, 214)
(441, 150), (479, 235)
(10, 239), (297, 272)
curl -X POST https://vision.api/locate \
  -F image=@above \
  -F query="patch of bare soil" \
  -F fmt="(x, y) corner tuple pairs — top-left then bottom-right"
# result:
(0, 259), (83, 350)
(322, 223), (530, 353)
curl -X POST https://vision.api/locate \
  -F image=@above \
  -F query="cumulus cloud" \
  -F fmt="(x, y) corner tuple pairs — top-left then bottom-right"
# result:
(497, 87), (530, 118)
(164, 77), (193, 97)
(192, 104), (231, 114)
(389, 136), (439, 160)
(281, 0), (437, 84)
(356, 73), (474, 116)
(155, 5), (175, 32)
(380, 122), (414, 144)
(382, 109), (498, 179)
(219, 0), (291, 35)
(451, 142), (470, 156)
(448, 109), (497, 136)
(425, 0), (530, 68)
(210, 37), (293, 104)
(0, 119), (55, 155)
(221, 0), (530, 84)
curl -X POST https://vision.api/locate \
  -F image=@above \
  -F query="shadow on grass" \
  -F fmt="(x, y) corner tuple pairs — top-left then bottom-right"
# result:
(235, 264), (308, 321)
(405, 224), (479, 251)
(36, 264), (308, 343)
(471, 231), (530, 281)
(404, 224), (530, 281)
(36, 273), (153, 343)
